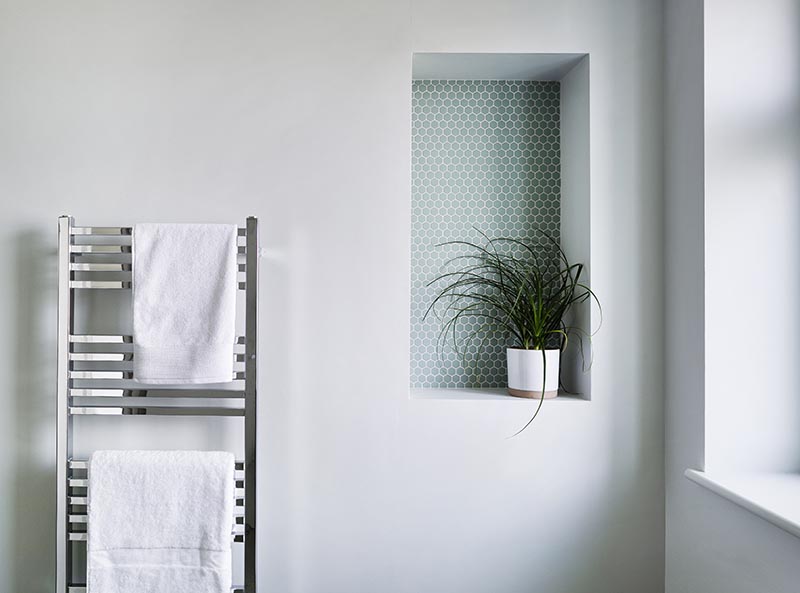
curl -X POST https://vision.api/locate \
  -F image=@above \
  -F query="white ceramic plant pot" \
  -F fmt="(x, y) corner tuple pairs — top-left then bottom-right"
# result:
(506, 348), (560, 399)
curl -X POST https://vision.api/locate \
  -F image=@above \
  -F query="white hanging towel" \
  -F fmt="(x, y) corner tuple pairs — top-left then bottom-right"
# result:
(87, 450), (235, 593)
(133, 223), (237, 384)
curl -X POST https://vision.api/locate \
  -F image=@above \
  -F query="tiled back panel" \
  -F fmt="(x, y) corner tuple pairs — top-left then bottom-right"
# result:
(411, 80), (561, 388)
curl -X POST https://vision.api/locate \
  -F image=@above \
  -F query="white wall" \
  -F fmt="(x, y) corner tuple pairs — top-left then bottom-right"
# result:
(665, 0), (800, 591)
(0, 1), (665, 592)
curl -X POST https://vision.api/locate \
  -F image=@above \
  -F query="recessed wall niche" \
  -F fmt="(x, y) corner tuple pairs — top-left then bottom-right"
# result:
(410, 53), (591, 399)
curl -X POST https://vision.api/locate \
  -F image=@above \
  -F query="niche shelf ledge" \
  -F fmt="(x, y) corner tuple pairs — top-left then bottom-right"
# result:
(409, 387), (587, 402)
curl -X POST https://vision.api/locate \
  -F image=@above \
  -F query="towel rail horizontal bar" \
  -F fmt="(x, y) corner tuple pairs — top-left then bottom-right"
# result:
(70, 388), (132, 396)
(67, 504), (247, 519)
(69, 361), (245, 372)
(69, 353), (131, 362)
(69, 381), (245, 391)
(68, 459), (245, 471)
(70, 245), (131, 254)
(71, 245), (246, 254)
(56, 372), (248, 382)
(67, 587), (245, 593)
(69, 371), (132, 379)
(68, 493), (246, 505)
(70, 476), (245, 489)
(70, 281), (131, 289)
(70, 227), (246, 236)
(68, 531), (245, 542)
(70, 358), (243, 367)
(67, 468), (244, 480)
(70, 334), (131, 343)
(67, 486), (244, 517)
(69, 388), (246, 397)
(68, 406), (246, 416)
(71, 362), (136, 370)
(70, 280), (246, 290)
(71, 227), (132, 236)
(68, 397), (244, 408)
(66, 509), (245, 523)
(70, 263), (246, 273)
(70, 334), (246, 344)
(67, 476), (244, 490)
(67, 511), (245, 524)
(68, 479), (245, 495)
(70, 263), (132, 272)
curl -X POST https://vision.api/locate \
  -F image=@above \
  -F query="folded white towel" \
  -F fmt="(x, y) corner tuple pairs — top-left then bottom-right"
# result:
(88, 450), (235, 593)
(133, 223), (238, 384)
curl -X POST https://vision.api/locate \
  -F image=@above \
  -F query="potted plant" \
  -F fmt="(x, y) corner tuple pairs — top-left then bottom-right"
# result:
(424, 230), (599, 431)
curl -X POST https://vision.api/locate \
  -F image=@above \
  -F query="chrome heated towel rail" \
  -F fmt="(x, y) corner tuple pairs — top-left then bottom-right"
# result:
(55, 216), (259, 593)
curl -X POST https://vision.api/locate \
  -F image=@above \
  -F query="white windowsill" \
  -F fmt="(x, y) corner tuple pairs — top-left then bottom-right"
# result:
(409, 387), (587, 402)
(685, 469), (800, 539)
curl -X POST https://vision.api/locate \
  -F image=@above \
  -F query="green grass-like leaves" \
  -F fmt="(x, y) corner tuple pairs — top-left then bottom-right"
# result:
(423, 229), (601, 434)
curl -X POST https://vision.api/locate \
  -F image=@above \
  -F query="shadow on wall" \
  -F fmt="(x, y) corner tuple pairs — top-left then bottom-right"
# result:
(13, 230), (57, 593)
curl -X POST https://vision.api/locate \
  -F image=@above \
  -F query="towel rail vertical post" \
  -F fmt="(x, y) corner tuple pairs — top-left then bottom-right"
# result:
(56, 215), (74, 593)
(244, 216), (258, 592)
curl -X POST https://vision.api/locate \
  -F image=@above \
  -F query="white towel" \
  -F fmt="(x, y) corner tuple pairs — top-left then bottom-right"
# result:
(87, 450), (235, 593)
(133, 223), (238, 384)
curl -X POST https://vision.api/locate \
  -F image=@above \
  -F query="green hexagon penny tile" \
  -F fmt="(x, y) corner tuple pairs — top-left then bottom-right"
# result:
(411, 79), (561, 389)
